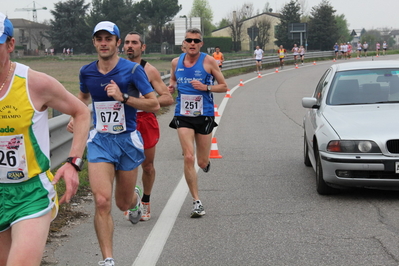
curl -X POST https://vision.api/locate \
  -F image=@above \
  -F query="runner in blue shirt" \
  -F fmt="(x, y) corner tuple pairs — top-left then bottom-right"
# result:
(69, 21), (159, 266)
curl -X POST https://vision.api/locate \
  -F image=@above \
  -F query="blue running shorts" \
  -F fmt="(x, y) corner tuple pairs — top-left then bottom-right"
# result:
(87, 130), (145, 171)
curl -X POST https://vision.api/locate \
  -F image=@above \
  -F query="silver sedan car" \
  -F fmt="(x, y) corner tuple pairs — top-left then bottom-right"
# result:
(302, 61), (399, 195)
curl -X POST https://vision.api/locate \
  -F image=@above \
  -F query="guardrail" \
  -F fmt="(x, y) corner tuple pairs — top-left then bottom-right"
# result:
(222, 50), (334, 70)
(49, 50), (334, 170)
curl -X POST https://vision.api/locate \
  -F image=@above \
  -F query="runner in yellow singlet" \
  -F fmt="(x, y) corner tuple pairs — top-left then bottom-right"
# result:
(278, 45), (287, 69)
(0, 13), (90, 266)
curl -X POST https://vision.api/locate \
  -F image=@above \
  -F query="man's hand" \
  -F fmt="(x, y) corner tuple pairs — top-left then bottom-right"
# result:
(168, 84), (176, 94)
(66, 118), (74, 133)
(190, 80), (206, 91)
(52, 163), (80, 204)
(105, 80), (123, 101)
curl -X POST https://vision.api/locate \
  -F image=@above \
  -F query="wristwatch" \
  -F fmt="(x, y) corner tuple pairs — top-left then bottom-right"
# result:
(122, 93), (129, 104)
(207, 85), (211, 91)
(66, 157), (84, 171)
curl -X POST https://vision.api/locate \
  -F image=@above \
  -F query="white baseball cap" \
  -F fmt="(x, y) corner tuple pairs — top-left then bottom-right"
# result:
(0, 12), (13, 44)
(93, 21), (120, 38)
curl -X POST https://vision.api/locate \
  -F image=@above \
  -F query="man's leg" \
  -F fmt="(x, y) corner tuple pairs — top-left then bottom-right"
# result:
(141, 146), (156, 198)
(177, 127), (198, 200)
(140, 146), (156, 220)
(89, 162), (116, 261)
(195, 132), (213, 171)
(0, 212), (52, 266)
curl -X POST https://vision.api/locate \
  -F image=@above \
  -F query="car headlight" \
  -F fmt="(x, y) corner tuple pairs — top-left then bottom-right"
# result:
(327, 140), (381, 153)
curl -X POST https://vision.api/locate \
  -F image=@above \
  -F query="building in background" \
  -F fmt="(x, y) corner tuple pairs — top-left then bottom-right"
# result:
(9, 18), (51, 56)
(212, 12), (280, 52)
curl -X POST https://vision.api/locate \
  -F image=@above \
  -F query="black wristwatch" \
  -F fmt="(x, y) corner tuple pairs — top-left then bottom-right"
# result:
(122, 93), (129, 104)
(66, 157), (84, 171)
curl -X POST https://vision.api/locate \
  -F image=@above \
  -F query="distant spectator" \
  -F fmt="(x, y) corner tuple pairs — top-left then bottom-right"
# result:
(333, 43), (339, 59)
(356, 41), (362, 58)
(291, 44), (299, 64)
(376, 42), (380, 56)
(254, 45), (264, 72)
(277, 45), (287, 69)
(212, 46), (224, 69)
(382, 41), (387, 55)
(299, 45), (306, 65)
(363, 41), (369, 57)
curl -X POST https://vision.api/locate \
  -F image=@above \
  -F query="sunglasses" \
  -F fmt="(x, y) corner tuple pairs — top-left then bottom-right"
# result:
(185, 38), (202, 44)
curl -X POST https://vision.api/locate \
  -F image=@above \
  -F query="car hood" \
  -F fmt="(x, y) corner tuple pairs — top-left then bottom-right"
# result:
(323, 104), (399, 139)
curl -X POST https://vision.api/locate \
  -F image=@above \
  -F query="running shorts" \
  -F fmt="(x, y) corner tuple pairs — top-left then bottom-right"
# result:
(0, 172), (58, 232)
(137, 112), (160, 149)
(87, 130), (145, 171)
(169, 116), (217, 135)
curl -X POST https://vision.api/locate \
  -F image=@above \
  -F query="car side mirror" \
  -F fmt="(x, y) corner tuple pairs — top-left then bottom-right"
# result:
(302, 97), (319, 109)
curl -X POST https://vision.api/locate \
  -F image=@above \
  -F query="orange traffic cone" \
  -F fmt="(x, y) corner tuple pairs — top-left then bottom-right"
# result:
(333, 58), (336, 62)
(214, 104), (220, 117)
(275, 68), (279, 73)
(257, 72), (262, 78)
(313, 61), (316, 65)
(239, 79), (244, 86)
(209, 137), (222, 159)
(295, 64), (299, 69)
(224, 89), (232, 98)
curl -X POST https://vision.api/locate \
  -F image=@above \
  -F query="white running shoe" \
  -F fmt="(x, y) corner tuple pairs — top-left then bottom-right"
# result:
(123, 186), (142, 224)
(98, 258), (115, 266)
(191, 200), (205, 218)
(140, 202), (151, 221)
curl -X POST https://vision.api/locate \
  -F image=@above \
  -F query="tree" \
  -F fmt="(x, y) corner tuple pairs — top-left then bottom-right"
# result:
(217, 18), (230, 28)
(361, 30), (381, 49)
(307, 0), (338, 50)
(255, 17), (272, 50)
(189, 0), (214, 36)
(274, 0), (301, 48)
(224, 3), (253, 51)
(139, 0), (181, 44)
(86, 0), (141, 40)
(46, 0), (91, 53)
(335, 14), (351, 44)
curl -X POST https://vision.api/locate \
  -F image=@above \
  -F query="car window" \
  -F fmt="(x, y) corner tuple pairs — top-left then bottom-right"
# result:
(313, 68), (332, 105)
(327, 69), (399, 105)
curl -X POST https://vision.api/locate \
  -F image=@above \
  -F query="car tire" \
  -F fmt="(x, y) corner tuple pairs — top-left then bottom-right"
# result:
(304, 133), (312, 167)
(315, 147), (339, 195)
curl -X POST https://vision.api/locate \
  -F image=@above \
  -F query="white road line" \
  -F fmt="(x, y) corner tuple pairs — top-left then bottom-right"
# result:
(132, 63), (318, 265)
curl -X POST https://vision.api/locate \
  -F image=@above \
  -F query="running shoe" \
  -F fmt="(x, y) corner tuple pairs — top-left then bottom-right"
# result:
(191, 200), (205, 218)
(140, 202), (151, 221)
(98, 258), (115, 266)
(123, 186), (142, 224)
(202, 161), (211, 173)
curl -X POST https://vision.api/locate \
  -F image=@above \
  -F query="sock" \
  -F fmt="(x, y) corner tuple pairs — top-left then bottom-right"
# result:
(142, 194), (150, 203)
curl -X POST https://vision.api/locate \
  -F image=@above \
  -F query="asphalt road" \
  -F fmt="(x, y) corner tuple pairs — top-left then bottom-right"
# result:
(47, 55), (399, 266)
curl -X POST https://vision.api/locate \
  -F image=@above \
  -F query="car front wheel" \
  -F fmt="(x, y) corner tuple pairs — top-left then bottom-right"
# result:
(315, 147), (339, 195)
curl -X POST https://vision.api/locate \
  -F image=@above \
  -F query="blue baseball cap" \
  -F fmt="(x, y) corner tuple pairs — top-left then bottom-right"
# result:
(0, 12), (13, 44)
(92, 21), (120, 38)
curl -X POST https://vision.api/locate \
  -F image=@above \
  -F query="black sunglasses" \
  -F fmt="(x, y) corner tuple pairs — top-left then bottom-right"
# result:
(185, 38), (202, 44)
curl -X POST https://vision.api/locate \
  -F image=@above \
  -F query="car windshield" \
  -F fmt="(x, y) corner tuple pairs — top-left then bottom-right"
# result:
(327, 68), (399, 105)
